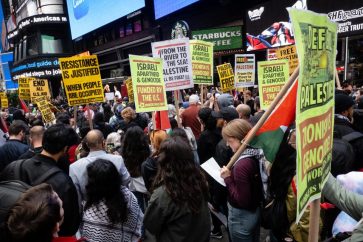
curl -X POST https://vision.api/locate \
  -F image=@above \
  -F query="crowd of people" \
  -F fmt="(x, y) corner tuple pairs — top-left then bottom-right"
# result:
(0, 82), (362, 242)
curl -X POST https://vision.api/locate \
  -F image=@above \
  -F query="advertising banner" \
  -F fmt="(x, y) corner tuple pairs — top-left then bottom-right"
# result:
(267, 48), (277, 60)
(59, 55), (104, 106)
(216, 63), (234, 92)
(18, 77), (33, 101)
(192, 26), (242, 51)
(152, 38), (194, 91)
(257, 59), (289, 110)
(190, 40), (214, 85)
(125, 78), (134, 103)
(29, 79), (51, 102)
(129, 55), (167, 113)
(235, 54), (255, 88)
(276, 45), (299, 75)
(0, 92), (8, 108)
(33, 96), (55, 124)
(246, 0), (363, 51)
(289, 9), (337, 222)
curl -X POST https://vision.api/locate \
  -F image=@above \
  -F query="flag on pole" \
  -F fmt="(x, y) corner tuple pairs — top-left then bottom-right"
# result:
(250, 78), (298, 162)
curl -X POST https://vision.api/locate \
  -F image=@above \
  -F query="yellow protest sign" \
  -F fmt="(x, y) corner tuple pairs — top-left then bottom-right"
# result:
(59, 55), (104, 106)
(217, 63), (234, 92)
(33, 96), (55, 123)
(276, 45), (299, 75)
(29, 79), (51, 103)
(125, 78), (134, 103)
(18, 77), (33, 101)
(0, 92), (8, 108)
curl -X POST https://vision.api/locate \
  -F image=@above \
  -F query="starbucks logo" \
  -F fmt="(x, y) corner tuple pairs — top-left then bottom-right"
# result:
(171, 21), (190, 39)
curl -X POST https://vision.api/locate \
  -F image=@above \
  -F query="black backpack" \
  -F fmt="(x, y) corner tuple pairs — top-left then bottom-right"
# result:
(0, 180), (30, 223)
(0, 159), (62, 224)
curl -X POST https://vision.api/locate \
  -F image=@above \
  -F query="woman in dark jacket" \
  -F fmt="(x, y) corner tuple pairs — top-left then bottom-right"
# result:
(93, 112), (114, 139)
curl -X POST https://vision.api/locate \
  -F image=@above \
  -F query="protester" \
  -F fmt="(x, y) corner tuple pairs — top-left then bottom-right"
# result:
(141, 129), (168, 192)
(3, 183), (85, 242)
(236, 103), (251, 121)
(0, 120), (29, 171)
(69, 129), (130, 208)
(181, 94), (202, 139)
(102, 103), (114, 123)
(80, 159), (143, 242)
(143, 136), (210, 241)
(169, 127), (199, 164)
(334, 93), (363, 170)
(243, 90), (255, 115)
(353, 96), (363, 133)
(19, 125), (44, 159)
(250, 96), (264, 126)
(0, 124), (80, 236)
(220, 119), (263, 242)
(121, 126), (150, 211)
(121, 107), (138, 132)
(93, 112), (113, 139)
(105, 132), (122, 155)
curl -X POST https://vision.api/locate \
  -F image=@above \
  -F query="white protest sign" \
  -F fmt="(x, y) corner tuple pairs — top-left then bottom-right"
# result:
(152, 38), (194, 91)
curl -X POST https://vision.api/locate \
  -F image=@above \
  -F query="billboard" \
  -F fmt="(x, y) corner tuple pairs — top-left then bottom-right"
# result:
(154, 0), (199, 19)
(246, 0), (363, 51)
(66, 0), (145, 39)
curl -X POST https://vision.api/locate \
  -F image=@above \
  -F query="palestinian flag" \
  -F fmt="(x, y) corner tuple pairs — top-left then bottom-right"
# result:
(250, 78), (298, 162)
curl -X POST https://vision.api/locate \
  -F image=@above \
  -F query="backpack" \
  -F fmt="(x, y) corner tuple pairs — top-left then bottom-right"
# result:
(342, 131), (363, 170)
(0, 159), (62, 224)
(0, 180), (30, 223)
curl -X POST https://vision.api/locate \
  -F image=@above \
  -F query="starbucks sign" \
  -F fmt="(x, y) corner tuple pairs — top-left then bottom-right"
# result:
(192, 26), (242, 51)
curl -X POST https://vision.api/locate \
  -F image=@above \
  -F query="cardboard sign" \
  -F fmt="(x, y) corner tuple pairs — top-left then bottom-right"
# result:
(0, 92), (8, 108)
(276, 45), (299, 75)
(235, 54), (255, 88)
(105, 92), (115, 101)
(33, 96), (55, 123)
(129, 55), (167, 113)
(289, 9), (337, 222)
(29, 79), (51, 102)
(125, 78), (134, 103)
(18, 77), (33, 101)
(152, 38), (194, 91)
(190, 40), (214, 85)
(217, 63), (234, 92)
(257, 59), (289, 110)
(59, 55), (104, 106)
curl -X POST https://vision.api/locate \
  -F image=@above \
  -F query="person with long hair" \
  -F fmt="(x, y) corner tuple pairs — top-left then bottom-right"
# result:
(121, 126), (150, 212)
(143, 136), (210, 242)
(141, 129), (168, 192)
(220, 119), (263, 242)
(80, 159), (143, 242)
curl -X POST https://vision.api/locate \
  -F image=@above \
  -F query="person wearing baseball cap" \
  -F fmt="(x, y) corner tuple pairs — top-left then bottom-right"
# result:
(212, 107), (239, 128)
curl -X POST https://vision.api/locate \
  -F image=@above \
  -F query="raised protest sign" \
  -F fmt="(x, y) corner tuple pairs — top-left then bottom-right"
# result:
(235, 54), (255, 88)
(105, 92), (115, 101)
(289, 9), (337, 222)
(0, 92), (8, 108)
(18, 77), (33, 101)
(33, 96), (55, 123)
(59, 55), (104, 106)
(129, 55), (167, 113)
(267, 48), (277, 60)
(29, 79), (51, 102)
(151, 38), (194, 91)
(276, 45), (299, 75)
(190, 40), (213, 85)
(217, 63), (234, 92)
(125, 78), (134, 103)
(257, 59), (289, 110)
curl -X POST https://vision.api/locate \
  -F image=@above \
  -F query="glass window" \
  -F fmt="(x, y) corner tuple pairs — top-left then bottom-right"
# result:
(134, 20), (142, 33)
(41, 34), (63, 54)
(14, 44), (18, 62)
(27, 35), (39, 56)
(347, 36), (363, 83)
(18, 40), (23, 60)
(22, 36), (27, 59)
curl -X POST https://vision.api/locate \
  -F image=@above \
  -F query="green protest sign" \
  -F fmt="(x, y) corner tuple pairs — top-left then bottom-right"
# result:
(289, 9), (337, 222)
(257, 59), (289, 110)
(190, 40), (214, 85)
(192, 26), (242, 51)
(129, 55), (168, 113)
